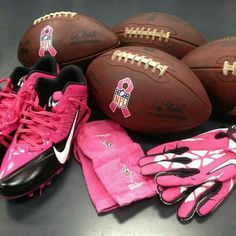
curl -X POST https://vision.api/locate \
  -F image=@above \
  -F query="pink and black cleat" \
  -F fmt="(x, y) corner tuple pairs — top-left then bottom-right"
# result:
(0, 56), (59, 160)
(0, 65), (90, 198)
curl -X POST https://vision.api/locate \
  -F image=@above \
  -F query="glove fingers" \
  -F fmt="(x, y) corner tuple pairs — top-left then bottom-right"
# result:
(139, 154), (169, 167)
(140, 163), (167, 175)
(197, 178), (235, 216)
(147, 142), (179, 155)
(156, 184), (164, 194)
(141, 160), (191, 176)
(155, 158), (236, 187)
(208, 162), (236, 182)
(160, 186), (188, 205)
(139, 151), (192, 167)
(156, 170), (200, 187)
(177, 181), (216, 222)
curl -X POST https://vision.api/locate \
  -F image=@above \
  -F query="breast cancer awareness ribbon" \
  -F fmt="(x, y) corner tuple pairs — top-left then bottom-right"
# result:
(109, 77), (134, 118)
(39, 25), (57, 57)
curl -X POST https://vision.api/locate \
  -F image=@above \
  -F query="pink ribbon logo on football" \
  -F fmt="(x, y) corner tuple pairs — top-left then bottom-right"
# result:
(109, 77), (134, 118)
(39, 25), (57, 57)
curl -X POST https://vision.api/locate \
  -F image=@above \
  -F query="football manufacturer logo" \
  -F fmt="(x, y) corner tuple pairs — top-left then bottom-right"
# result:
(109, 77), (134, 118)
(39, 25), (57, 57)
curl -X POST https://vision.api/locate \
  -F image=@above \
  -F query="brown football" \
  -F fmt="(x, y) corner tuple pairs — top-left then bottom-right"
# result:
(112, 12), (206, 59)
(182, 36), (236, 115)
(17, 11), (119, 67)
(86, 46), (212, 134)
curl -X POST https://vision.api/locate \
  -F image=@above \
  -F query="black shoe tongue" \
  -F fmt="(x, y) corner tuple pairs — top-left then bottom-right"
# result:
(46, 91), (62, 111)
(35, 64), (84, 109)
(35, 78), (60, 108)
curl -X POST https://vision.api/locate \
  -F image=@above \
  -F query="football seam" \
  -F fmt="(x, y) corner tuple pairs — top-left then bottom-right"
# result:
(116, 31), (201, 48)
(33, 13), (113, 32)
(190, 67), (226, 70)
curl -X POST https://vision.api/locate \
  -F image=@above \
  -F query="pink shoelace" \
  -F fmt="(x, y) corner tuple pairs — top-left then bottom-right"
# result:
(15, 94), (90, 151)
(0, 81), (18, 147)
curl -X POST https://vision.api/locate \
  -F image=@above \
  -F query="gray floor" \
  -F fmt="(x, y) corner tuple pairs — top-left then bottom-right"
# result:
(0, 0), (236, 235)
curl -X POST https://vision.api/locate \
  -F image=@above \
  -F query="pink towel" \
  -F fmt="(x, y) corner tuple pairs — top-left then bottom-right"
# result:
(77, 119), (133, 155)
(74, 120), (156, 212)
(90, 142), (156, 206)
(75, 147), (118, 213)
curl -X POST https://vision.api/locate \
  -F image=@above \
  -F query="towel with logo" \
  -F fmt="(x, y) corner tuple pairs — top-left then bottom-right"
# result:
(73, 120), (156, 213)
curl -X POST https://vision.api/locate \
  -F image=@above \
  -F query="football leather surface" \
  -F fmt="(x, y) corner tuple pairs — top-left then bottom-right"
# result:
(113, 12), (206, 59)
(182, 36), (236, 115)
(17, 11), (119, 67)
(86, 46), (212, 134)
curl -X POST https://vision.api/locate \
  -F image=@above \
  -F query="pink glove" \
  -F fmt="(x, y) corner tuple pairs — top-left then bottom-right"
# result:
(158, 178), (236, 222)
(139, 127), (236, 187)
(139, 127), (236, 221)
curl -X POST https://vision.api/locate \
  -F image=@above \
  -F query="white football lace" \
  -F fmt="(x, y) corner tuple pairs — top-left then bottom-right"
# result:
(124, 27), (170, 42)
(111, 50), (168, 76)
(34, 11), (77, 25)
(223, 61), (236, 76)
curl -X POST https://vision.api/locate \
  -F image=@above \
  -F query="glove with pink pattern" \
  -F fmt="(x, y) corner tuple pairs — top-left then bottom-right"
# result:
(139, 127), (236, 221)
(157, 177), (236, 222)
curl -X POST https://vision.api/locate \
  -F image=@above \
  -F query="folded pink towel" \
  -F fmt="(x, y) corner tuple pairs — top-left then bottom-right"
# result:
(77, 119), (133, 156)
(91, 142), (156, 206)
(74, 120), (156, 212)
